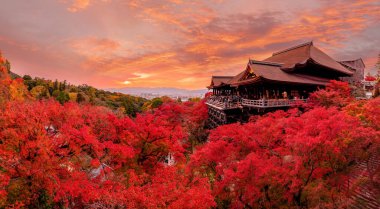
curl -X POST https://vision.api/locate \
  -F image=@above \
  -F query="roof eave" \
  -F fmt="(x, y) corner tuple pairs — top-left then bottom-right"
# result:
(261, 77), (328, 86)
(309, 59), (354, 76)
(231, 76), (263, 87)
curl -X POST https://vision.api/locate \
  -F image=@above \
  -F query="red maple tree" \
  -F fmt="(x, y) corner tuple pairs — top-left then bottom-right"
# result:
(188, 107), (379, 208)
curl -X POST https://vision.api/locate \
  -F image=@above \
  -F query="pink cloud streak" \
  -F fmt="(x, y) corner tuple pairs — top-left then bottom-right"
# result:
(0, 0), (378, 89)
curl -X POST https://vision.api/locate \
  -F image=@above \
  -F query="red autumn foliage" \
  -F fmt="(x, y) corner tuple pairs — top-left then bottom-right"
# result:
(0, 99), (214, 208)
(0, 52), (379, 208)
(0, 51), (214, 207)
(365, 75), (377, 81)
(182, 100), (209, 152)
(188, 107), (379, 208)
(309, 80), (352, 108)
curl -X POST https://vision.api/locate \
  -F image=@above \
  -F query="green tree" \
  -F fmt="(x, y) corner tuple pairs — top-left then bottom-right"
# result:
(52, 89), (60, 97)
(22, 75), (32, 81)
(76, 92), (87, 103)
(22, 75), (35, 90)
(53, 79), (59, 91)
(56, 91), (70, 104)
(4, 60), (11, 73)
(151, 97), (163, 108)
(60, 80), (67, 91)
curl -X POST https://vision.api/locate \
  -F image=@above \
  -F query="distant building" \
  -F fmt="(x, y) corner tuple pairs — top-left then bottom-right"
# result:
(206, 42), (364, 128)
(339, 59), (365, 84)
(140, 93), (160, 99)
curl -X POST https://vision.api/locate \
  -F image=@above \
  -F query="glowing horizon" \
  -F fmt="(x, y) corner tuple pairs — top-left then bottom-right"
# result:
(0, 0), (379, 90)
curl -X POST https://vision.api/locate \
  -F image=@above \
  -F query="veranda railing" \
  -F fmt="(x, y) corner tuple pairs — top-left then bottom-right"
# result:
(241, 98), (307, 108)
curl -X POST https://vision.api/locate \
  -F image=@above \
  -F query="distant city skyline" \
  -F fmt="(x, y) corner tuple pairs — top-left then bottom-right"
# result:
(0, 0), (379, 89)
(108, 86), (208, 98)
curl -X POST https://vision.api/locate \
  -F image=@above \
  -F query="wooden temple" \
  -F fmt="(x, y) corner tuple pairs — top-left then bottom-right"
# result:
(206, 42), (364, 128)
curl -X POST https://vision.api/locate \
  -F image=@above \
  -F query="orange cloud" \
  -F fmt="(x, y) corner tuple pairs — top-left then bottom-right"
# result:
(0, 36), (40, 52)
(69, 37), (121, 58)
(65, 0), (111, 12)
(2, 0), (379, 89)
(128, 0), (215, 35)
(67, 0), (90, 12)
(72, 0), (379, 89)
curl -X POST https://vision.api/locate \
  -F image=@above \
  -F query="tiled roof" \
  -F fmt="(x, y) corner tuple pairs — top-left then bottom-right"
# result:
(264, 42), (353, 76)
(231, 60), (330, 86)
(208, 76), (234, 88)
(208, 42), (359, 88)
(339, 58), (366, 72)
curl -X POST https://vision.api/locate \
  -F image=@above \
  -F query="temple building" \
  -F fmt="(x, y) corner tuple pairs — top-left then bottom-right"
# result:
(206, 42), (364, 128)
(339, 59), (365, 84)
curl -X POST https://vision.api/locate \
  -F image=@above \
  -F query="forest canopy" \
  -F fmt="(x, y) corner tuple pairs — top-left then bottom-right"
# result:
(0, 53), (379, 208)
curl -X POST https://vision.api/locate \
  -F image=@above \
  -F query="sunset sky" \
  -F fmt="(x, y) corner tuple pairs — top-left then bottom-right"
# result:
(0, 0), (379, 89)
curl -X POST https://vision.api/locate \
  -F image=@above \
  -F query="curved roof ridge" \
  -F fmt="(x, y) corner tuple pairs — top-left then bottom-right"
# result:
(340, 58), (364, 62)
(272, 41), (313, 56)
(211, 75), (234, 78)
(249, 59), (283, 67)
(309, 45), (353, 75)
(208, 76), (234, 88)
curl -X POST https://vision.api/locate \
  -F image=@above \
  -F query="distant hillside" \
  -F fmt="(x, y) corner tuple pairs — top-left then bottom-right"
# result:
(7, 72), (148, 117)
(7, 69), (206, 116)
(9, 71), (21, 79)
(107, 87), (208, 98)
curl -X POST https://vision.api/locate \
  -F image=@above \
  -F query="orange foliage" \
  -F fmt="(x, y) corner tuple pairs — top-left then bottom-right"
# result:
(0, 53), (29, 104)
